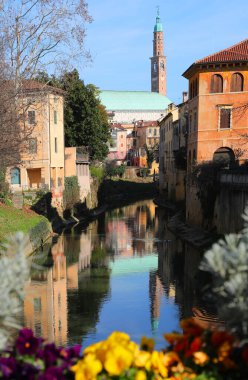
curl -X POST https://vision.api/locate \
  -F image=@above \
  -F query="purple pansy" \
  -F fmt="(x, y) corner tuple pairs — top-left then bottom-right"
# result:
(16, 328), (42, 355)
(37, 366), (65, 380)
(0, 356), (17, 378)
(37, 343), (60, 367)
(64, 344), (81, 359)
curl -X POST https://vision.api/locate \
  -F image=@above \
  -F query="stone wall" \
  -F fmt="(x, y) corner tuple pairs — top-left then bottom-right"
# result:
(214, 177), (248, 234)
(187, 173), (248, 234)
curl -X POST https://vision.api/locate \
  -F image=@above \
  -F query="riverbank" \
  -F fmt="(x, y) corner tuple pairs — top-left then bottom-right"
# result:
(98, 177), (158, 208)
(71, 177), (158, 226)
(0, 203), (52, 253)
(154, 197), (219, 248)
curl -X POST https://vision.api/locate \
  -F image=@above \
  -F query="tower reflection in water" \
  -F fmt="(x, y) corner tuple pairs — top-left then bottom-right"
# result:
(22, 200), (218, 348)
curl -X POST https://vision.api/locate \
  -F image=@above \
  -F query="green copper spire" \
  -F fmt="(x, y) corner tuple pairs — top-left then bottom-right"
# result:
(154, 6), (163, 32)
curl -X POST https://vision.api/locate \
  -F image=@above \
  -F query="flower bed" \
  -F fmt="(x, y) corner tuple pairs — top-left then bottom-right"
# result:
(1, 318), (247, 379)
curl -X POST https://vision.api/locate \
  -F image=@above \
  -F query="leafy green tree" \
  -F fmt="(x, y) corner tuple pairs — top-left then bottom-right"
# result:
(61, 70), (110, 161)
(144, 143), (159, 168)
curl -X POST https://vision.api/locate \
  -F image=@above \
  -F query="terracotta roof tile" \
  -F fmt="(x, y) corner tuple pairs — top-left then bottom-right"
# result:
(196, 39), (248, 63)
(22, 80), (65, 94)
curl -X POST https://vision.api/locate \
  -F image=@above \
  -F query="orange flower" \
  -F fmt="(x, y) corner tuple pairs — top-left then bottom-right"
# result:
(193, 351), (209, 366)
(163, 351), (180, 367)
(222, 357), (236, 369)
(211, 331), (233, 347)
(174, 338), (188, 353)
(180, 318), (203, 337)
(217, 341), (232, 362)
(164, 333), (184, 345)
(185, 337), (202, 358)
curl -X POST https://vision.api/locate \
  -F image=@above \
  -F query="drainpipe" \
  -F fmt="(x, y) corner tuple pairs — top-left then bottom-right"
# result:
(48, 93), (51, 190)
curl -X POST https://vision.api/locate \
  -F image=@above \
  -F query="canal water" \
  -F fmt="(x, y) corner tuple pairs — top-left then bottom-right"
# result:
(23, 200), (217, 350)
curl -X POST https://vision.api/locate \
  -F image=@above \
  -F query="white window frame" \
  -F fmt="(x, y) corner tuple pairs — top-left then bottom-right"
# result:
(218, 105), (232, 131)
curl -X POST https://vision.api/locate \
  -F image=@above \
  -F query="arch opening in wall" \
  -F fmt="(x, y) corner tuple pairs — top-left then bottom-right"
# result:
(11, 167), (21, 185)
(213, 147), (235, 167)
(210, 74), (223, 93)
(230, 72), (244, 92)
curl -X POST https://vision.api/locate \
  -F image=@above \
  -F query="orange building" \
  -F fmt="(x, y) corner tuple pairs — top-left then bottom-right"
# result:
(183, 39), (248, 225)
(183, 39), (248, 166)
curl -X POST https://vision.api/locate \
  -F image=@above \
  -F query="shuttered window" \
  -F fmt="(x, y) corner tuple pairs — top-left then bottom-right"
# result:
(29, 138), (37, 154)
(220, 108), (231, 129)
(210, 74), (223, 93)
(230, 73), (243, 92)
(28, 110), (36, 124)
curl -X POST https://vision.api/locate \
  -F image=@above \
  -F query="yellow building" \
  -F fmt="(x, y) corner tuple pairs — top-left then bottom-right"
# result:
(159, 98), (188, 201)
(7, 81), (65, 193)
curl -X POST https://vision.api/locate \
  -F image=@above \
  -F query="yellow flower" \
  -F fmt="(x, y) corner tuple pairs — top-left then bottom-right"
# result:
(107, 331), (130, 344)
(163, 351), (180, 367)
(135, 370), (147, 380)
(104, 345), (133, 376)
(193, 351), (209, 366)
(150, 351), (168, 378)
(71, 354), (102, 380)
(127, 340), (139, 354)
(83, 341), (103, 355)
(134, 350), (151, 368)
(140, 336), (155, 352)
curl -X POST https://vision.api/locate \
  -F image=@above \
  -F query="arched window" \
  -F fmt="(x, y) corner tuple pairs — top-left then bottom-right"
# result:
(210, 74), (223, 93)
(11, 167), (21, 185)
(213, 147), (235, 167)
(230, 73), (244, 92)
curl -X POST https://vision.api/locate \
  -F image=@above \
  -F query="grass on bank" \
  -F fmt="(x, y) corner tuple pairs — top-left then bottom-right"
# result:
(0, 203), (45, 242)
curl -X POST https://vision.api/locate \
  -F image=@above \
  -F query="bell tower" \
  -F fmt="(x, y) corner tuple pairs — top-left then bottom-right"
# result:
(150, 8), (166, 96)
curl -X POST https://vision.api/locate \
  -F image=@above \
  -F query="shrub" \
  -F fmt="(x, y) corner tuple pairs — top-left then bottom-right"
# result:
(0, 167), (9, 202)
(29, 218), (51, 248)
(90, 165), (105, 181)
(63, 176), (80, 211)
(105, 164), (126, 178)
(0, 233), (29, 351)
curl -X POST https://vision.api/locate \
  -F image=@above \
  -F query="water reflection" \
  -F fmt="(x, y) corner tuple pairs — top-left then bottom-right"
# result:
(22, 200), (218, 349)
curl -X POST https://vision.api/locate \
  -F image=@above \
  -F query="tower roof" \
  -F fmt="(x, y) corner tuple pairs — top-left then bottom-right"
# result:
(154, 8), (163, 32)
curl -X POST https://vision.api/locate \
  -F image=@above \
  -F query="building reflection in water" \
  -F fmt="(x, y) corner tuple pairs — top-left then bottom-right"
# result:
(24, 237), (68, 346)
(22, 200), (218, 348)
(155, 206), (219, 329)
(24, 229), (94, 346)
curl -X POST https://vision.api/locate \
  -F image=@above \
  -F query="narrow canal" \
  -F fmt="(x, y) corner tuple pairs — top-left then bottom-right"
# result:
(23, 200), (217, 349)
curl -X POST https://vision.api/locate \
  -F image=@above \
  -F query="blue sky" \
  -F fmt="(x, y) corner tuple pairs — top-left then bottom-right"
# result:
(80, 0), (248, 103)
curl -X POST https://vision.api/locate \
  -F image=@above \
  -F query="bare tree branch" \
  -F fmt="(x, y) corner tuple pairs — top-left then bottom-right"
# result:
(0, 0), (92, 167)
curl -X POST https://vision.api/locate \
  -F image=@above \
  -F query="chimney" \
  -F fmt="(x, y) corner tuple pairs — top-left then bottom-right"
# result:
(182, 91), (188, 103)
